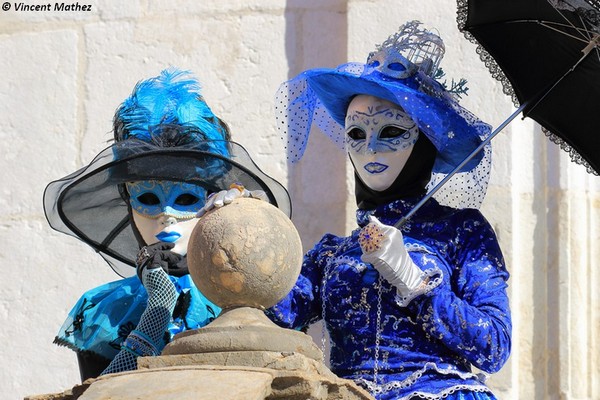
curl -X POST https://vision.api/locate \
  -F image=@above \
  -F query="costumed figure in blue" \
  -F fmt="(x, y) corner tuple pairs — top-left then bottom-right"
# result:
(267, 21), (510, 399)
(44, 68), (291, 380)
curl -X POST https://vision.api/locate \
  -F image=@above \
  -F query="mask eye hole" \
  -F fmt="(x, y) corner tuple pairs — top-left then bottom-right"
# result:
(379, 126), (409, 139)
(387, 62), (407, 72)
(137, 192), (160, 206)
(175, 193), (200, 206)
(347, 128), (366, 140)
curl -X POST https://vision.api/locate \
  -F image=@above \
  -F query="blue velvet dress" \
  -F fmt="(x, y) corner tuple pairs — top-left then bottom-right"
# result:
(55, 274), (220, 363)
(268, 197), (511, 400)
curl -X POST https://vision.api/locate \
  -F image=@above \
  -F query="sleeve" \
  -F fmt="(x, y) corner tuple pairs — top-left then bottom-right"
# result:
(407, 212), (512, 373)
(101, 267), (177, 375)
(266, 234), (334, 330)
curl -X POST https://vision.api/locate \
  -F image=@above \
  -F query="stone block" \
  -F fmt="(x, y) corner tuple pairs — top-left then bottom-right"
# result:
(145, 0), (283, 15)
(29, 362), (373, 400)
(0, 30), (78, 216)
(81, 368), (273, 400)
(97, 1), (141, 20)
(7, 219), (114, 400)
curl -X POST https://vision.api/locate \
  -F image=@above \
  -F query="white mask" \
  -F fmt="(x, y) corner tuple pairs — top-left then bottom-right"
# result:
(345, 95), (419, 191)
(127, 180), (206, 255)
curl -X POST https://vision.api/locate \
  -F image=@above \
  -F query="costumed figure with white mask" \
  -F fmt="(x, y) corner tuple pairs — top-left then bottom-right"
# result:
(45, 68), (291, 379)
(266, 21), (510, 400)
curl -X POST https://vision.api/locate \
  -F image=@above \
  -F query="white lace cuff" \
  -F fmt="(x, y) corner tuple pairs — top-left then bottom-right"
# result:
(393, 267), (443, 307)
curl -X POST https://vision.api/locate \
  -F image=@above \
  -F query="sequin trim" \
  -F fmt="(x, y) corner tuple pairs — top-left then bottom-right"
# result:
(121, 330), (159, 357)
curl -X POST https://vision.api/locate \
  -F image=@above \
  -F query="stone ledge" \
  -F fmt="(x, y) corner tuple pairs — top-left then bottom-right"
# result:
(27, 362), (372, 400)
(140, 350), (336, 377)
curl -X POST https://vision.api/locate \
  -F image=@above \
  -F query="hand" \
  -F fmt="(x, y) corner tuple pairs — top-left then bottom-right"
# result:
(196, 184), (267, 217)
(359, 216), (424, 296)
(136, 242), (183, 281)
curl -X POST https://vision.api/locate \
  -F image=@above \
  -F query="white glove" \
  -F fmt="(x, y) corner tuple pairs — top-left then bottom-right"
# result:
(196, 184), (267, 217)
(359, 216), (424, 296)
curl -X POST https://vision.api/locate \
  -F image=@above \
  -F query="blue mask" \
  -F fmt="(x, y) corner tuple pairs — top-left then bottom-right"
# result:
(126, 180), (207, 219)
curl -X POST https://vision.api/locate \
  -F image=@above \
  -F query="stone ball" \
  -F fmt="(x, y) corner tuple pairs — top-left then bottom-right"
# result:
(187, 197), (303, 310)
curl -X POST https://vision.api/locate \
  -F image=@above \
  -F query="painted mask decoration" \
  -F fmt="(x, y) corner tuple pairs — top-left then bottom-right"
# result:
(345, 95), (419, 191)
(127, 180), (207, 255)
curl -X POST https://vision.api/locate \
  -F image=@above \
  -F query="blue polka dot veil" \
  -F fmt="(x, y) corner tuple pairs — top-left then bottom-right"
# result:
(44, 68), (291, 277)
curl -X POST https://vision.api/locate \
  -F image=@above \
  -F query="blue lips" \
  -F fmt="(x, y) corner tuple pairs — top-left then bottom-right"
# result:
(364, 162), (389, 174)
(156, 231), (181, 243)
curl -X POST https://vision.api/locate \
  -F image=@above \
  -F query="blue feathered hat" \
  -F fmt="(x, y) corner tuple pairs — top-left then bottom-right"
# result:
(44, 68), (291, 277)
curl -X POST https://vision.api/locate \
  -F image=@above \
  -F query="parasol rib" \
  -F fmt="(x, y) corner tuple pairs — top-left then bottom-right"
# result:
(467, 20), (595, 44)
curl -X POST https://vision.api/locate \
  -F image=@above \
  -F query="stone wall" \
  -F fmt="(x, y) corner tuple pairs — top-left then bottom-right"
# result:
(2, 1), (598, 399)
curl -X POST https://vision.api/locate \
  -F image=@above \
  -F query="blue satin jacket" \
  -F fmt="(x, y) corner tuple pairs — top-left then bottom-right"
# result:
(268, 198), (511, 400)
(55, 274), (220, 362)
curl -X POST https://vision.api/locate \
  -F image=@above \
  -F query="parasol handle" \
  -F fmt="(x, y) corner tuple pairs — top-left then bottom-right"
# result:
(582, 34), (600, 57)
(394, 102), (528, 229)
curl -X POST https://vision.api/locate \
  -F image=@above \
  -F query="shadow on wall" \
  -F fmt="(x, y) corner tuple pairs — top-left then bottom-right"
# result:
(283, 0), (350, 252)
(283, 0), (350, 368)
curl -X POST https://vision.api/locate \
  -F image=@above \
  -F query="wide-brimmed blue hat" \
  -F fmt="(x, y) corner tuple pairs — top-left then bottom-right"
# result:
(275, 20), (493, 209)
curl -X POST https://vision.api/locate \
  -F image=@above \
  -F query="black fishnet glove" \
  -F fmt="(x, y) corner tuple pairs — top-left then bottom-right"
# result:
(102, 265), (178, 375)
(136, 242), (183, 280)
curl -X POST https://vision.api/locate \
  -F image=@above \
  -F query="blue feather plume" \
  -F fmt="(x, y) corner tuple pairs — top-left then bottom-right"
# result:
(114, 67), (227, 144)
